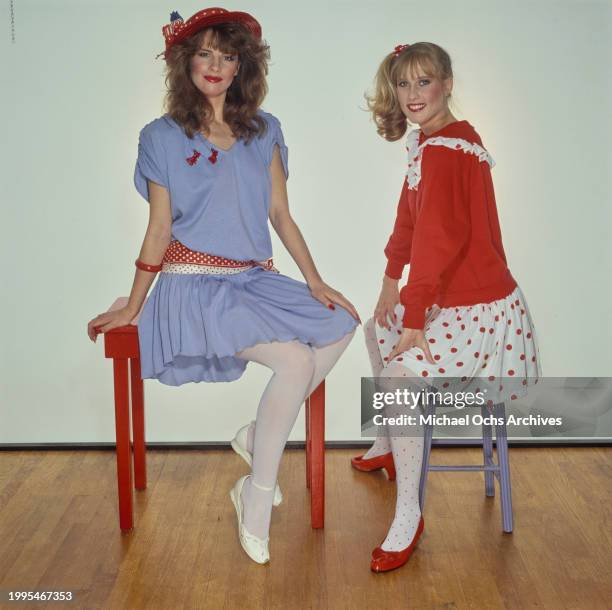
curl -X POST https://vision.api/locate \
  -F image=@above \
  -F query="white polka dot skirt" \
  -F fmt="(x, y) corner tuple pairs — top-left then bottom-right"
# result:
(375, 285), (542, 405)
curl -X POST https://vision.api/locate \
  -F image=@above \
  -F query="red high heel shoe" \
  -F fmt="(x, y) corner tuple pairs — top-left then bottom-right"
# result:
(351, 451), (396, 481)
(371, 515), (423, 559)
(370, 516), (425, 573)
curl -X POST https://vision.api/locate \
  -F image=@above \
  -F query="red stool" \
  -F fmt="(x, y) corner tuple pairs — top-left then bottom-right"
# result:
(102, 297), (326, 531)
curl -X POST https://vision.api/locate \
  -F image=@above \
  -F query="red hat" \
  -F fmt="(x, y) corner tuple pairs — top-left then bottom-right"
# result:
(159, 8), (262, 59)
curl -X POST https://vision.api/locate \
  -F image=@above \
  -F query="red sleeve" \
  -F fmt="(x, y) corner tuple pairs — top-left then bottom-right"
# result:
(384, 180), (414, 279)
(400, 146), (471, 329)
(478, 162), (508, 266)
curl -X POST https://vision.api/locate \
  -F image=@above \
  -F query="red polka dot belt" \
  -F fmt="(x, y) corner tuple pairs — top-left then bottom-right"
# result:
(161, 240), (279, 275)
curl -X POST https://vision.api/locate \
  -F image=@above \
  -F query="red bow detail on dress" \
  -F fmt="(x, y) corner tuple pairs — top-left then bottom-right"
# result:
(208, 149), (219, 164)
(186, 149), (201, 166)
(252, 258), (279, 273)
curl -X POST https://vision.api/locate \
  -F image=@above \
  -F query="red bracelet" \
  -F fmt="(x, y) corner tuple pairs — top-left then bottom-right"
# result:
(135, 259), (162, 273)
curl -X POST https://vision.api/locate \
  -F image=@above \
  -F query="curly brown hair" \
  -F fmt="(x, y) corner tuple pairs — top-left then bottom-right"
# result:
(366, 42), (454, 142)
(163, 23), (271, 141)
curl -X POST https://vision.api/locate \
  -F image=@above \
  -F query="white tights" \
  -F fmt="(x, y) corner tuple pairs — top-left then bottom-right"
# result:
(236, 330), (355, 539)
(363, 318), (425, 552)
(362, 317), (392, 458)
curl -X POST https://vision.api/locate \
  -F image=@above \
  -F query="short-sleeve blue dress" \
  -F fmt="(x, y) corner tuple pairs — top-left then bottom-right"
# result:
(134, 110), (357, 386)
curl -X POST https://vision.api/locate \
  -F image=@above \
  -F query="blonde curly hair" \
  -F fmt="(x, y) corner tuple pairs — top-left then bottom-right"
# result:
(366, 42), (454, 141)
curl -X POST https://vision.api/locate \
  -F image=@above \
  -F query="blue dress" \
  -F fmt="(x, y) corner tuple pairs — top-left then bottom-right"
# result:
(134, 111), (357, 386)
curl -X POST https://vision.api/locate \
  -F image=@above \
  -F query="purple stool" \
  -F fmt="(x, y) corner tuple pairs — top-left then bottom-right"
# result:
(418, 402), (513, 533)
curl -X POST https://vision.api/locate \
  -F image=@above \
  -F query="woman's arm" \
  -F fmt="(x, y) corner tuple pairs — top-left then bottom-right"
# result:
(125, 181), (173, 314)
(399, 146), (471, 329)
(268, 147), (322, 287)
(384, 180), (415, 280)
(87, 180), (172, 341)
(268, 146), (360, 322)
(386, 148), (470, 363)
(375, 180), (415, 329)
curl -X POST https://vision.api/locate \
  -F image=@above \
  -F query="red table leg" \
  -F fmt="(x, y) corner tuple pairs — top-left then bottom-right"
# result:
(308, 380), (325, 529)
(103, 299), (146, 531)
(130, 358), (146, 491)
(305, 397), (312, 489)
(113, 357), (134, 531)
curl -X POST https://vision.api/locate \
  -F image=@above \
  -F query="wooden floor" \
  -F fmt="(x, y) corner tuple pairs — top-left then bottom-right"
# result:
(0, 447), (611, 610)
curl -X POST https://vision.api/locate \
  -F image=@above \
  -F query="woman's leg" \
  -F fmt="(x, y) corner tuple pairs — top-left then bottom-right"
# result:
(244, 329), (356, 454)
(304, 328), (355, 398)
(377, 361), (425, 551)
(236, 340), (316, 539)
(361, 317), (393, 458)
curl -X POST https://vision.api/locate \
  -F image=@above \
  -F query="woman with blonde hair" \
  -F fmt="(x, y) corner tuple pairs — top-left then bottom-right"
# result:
(354, 42), (541, 572)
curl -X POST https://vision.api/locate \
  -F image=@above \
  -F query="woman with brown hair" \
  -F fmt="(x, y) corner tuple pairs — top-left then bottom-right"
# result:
(86, 8), (359, 565)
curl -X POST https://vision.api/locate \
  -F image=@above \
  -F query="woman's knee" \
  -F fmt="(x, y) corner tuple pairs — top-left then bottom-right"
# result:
(363, 317), (377, 341)
(277, 341), (316, 379)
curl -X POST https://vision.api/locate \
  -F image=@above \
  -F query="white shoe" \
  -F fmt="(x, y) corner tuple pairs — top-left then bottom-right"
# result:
(231, 423), (283, 506)
(229, 475), (270, 565)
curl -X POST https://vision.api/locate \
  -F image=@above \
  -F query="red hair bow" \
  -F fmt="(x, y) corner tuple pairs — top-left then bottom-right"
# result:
(393, 44), (410, 57)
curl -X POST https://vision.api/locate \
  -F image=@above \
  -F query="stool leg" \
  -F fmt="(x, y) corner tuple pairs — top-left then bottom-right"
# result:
(130, 358), (147, 491)
(305, 397), (311, 489)
(419, 402), (435, 512)
(494, 402), (513, 533)
(113, 357), (133, 531)
(309, 380), (325, 529)
(482, 404), (495, 497)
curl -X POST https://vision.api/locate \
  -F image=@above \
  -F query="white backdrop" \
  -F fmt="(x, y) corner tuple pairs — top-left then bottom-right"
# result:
(2, 0), (610, 443)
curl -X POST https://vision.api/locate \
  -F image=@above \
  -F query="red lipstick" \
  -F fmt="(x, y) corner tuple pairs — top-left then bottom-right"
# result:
(205, 75), (223, 83)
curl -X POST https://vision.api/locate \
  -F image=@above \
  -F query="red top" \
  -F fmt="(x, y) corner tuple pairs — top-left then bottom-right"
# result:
(384, 120), (516, 329)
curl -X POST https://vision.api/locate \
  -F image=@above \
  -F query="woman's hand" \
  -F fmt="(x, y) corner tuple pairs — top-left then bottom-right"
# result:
(87, 306), (137, 343)
(374, 275), (401, 330)
(387, 328), (435, 364)
(309, 280), (361, 324)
